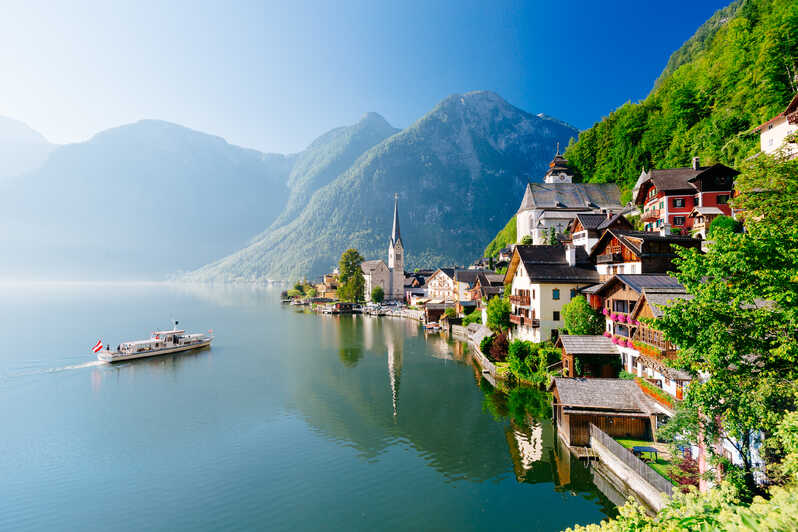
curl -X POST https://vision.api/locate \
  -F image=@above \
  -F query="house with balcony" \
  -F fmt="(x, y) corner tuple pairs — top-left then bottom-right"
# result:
(589, 228), (701, 281)
(590, 274), (691, 410)
(753, 91), (798, 159)
(632, 157), (738, 234)
(567, 212), (632, 254)
(423, 268), (457, 302)
(504, 244), (599, 343)
(453, 269), (499, 301)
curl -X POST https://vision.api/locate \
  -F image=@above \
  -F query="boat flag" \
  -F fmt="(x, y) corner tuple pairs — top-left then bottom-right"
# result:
(92, 339), (104, 353)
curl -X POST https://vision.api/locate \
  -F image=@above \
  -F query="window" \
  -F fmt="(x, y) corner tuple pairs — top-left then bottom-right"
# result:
(553, 311), (560, 321)
(673, 216), (686, 226)
(717, 194), (729, 205)
(570, 288), (577, 299)
(672, 198), (685, 208)
(552, 288), (560, 300)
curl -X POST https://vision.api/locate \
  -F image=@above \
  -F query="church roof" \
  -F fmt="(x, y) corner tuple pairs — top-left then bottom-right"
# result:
(391, 194), (403, 247)
(517, 182), (622, 212)
(361, 259), (388, 273)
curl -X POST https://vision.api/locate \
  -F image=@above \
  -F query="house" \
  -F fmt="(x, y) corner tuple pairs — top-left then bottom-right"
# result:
(556, 335), (620, 378)
(589, 228), (701, 281)
(453, 269), (498, 301)
(753, 91), (798, 159)
(567, 212), (633, 254)
(550, 378), (663, 447)
(469, 257), (493, 270)
(468, 272), (504, 304)
(497, 246), (514, 264)
(504, 244), (599, 343)
(424, 268), (457, 302)
(590, 274), (692, 405)
(405, 270), (433, 302)
(687, 206), (726, 239)
(516, 152), (623, 245)
(315, 273), (339, 299)
(632, 157), (739, 234)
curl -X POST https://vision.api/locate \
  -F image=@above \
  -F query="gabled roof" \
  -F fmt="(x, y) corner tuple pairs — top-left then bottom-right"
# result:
(589, 229), (700, 260)
(550, 378), (657, 414)
(592, 274), (684, 298)
(423, 268), (455, 288)
(454, 269), (497, 286)
(753, 92), (798, 131)
(474, 271), (504, 287)
(631, 288), (692, 319)
(505, 245), (599, 285)
(361, 259), (388, 273)
(517, 182), (622, 212)
(633, 163), (738, 205)
(556, 335), (620, 356)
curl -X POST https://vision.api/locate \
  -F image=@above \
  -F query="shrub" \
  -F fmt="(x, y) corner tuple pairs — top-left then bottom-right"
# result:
(562, 295), (604, 335)
(444, 307), (457, 319)
(708, 214), (741, 236)
(462, 308), (482, 326)
(486, 297), (511, 332)
(619, 370), (636, 380)
(479, 335), (494, 354)
(370, 285), (384, 303)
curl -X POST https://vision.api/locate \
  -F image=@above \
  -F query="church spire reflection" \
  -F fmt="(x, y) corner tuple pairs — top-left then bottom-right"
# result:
(385, 324), (403, 418)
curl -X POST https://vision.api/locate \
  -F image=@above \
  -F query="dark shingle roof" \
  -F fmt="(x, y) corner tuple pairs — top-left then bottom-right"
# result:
(516, 245), (600, 283)
(640, 289), (692, 318)
(575, 213), (611, 230)
(454, 269), (497, 285)
(551, 378), (656, 413)
(593, 274), (684, 297)
(591, 229), (700, 259)
(518, 182), (622, 212)
(558, 335), (619, 355)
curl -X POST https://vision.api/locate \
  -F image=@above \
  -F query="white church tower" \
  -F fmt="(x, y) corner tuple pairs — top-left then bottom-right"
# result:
(387, 194), (405, 301)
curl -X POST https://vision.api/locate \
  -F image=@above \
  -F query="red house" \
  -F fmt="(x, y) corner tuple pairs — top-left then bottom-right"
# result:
(632, 157), (738, 234)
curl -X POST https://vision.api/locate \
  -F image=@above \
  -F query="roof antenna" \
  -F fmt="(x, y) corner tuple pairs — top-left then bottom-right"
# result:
(555, 141), (560, 156)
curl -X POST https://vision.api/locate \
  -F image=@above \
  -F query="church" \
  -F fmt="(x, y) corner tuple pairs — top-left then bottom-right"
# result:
(516, 150), (623, 245)
(361, 195), (405, 302)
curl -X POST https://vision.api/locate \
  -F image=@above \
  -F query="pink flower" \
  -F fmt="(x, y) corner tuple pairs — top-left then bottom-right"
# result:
(618, 315), (627, 323)
(603, 331), (611, 338)
(611, 337), (619, 344)
(611, 314), (619, 321)
(625, 340), (634, 348)
(602, 308), (609, 316)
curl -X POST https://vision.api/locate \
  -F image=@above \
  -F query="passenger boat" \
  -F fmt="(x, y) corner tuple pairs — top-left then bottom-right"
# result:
(93, 321), (213, 363)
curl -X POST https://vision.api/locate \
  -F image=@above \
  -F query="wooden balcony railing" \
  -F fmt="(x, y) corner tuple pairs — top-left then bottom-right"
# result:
(597, 253), (622, 264)
(509, 294), (530, 306)
(641, 209), (661, 222)
(510, 314), (540, 327)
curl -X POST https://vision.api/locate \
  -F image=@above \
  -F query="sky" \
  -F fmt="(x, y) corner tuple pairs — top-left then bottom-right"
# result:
(0, 0), (731, 154)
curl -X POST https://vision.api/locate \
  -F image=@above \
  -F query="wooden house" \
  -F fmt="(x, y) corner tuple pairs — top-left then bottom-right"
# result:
(589, 229), (700, 281)
(568, 212), (632, 254)
(556, 335), (620, 378)
(550, 378), (662, 447)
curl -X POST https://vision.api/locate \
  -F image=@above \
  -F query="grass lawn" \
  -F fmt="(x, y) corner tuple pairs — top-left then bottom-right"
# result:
(615, 438), (678, 486)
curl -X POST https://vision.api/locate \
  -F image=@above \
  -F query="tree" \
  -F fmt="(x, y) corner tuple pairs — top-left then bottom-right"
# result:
(562, 295), (604, 335)
(443, 307), (457, 319)
(489, 331), (509, 362)
(547, 227), (558, 245)
(462, 308), (482, 326)
(520, 235), (533, 245)
(654, 151), (798, 494)
(306, 286), (317, 298)
(708, 214), (741, 236)
(370, 285), (384, 303)
(337, 248), (365, 302)
(486, 297), (511, 332)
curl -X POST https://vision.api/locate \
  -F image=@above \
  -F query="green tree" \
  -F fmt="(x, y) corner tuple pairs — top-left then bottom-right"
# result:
(486, 297), (511, 332)
(370, 285), (384, 303)
(708, 214), (741, 236)
(462, 308), (482, 326)
(306, 286), (317, 298)
(337, 248), (365, 302)
(654, 151), (798, 494)
(443, 307), (457, 319)
(547, 227), (557, 245)
(520, 235), (533, 245)
(562, 295), (604, 335)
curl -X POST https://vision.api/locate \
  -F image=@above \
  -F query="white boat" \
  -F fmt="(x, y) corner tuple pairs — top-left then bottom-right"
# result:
(95, 322), (213, 363)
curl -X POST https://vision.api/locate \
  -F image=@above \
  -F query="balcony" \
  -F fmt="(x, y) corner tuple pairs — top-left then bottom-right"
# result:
(509, 294), (530, 306)
(510, 314), (540, 327)
(596, 253), (622, 264)
(641, 209), (661, 222)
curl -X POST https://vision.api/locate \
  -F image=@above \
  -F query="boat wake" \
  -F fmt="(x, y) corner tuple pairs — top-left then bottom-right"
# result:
(3, 360), (107, 379)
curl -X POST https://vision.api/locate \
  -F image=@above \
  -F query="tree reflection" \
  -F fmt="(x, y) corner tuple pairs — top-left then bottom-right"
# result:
(338, 346), (363, 367)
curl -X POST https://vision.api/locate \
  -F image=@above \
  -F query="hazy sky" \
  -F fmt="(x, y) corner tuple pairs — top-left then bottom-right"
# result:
(0, 0), (729, 153)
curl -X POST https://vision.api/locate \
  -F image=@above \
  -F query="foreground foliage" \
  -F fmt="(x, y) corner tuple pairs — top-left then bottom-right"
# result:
(562, 295), (605, 335)
(337, 248), (365, 302)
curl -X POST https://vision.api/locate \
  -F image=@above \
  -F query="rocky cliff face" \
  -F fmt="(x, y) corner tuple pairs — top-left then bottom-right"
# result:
(187, 91), (578, 282)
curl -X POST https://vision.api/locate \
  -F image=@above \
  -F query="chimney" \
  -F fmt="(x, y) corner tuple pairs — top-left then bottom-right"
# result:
(692, 156), (700, 170)
(660, 223), (671, 236)
(606, 210), (612, 220)
(565, 243), (577, 267)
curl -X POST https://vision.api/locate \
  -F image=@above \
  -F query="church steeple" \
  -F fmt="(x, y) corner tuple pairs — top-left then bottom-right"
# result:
(390, 193), (402, 247)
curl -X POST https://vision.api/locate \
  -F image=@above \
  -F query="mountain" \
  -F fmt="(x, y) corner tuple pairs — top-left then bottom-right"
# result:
(266, 112), (399, 232)
(564, 0), (798, 193)
(0, 120), (294, 279)
(186, 91), (578, 282)
(0, 116), (54, 180)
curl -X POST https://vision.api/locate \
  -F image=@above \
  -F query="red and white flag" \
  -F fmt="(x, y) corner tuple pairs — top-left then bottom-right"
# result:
(92, 339), (104, 353)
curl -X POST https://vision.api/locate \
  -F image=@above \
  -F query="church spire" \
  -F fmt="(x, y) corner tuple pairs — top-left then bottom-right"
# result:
(391, 193), (402, 247)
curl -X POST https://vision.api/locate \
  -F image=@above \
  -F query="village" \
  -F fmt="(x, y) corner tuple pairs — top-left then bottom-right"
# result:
(283, 93), (798, 512)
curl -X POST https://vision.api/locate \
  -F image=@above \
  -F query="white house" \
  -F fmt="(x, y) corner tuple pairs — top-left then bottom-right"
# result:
(504, 244), (600, 343)
(516, 152), (623, 245)
(754, 91), (798, 159)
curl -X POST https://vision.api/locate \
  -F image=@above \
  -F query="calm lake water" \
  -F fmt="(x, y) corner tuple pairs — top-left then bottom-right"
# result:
(0, 283), (616, 531)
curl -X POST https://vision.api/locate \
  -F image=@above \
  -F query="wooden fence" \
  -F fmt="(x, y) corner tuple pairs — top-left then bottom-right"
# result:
(589, 423), (673, 497)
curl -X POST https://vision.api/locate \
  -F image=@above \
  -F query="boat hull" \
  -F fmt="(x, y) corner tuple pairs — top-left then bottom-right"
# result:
(97, 339), (212, 363)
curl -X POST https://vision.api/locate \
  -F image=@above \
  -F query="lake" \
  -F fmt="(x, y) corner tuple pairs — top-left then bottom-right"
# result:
(0, 283), (617, 531)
